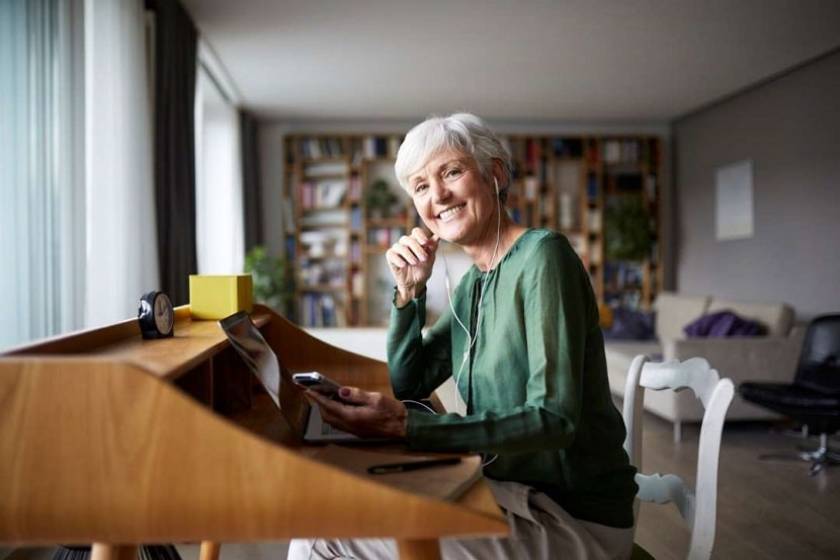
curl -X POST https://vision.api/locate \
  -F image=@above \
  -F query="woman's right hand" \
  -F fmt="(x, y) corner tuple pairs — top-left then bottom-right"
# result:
(386, 228), (439, 305)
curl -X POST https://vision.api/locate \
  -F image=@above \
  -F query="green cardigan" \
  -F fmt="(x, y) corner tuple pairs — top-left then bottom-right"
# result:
(387, 229), (637, 528)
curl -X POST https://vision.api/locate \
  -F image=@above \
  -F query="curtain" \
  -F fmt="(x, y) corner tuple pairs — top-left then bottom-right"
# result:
(240, 110), (264, 253)
(0, 0), (85, 347)
(195, 63), (245, 274)
(83, 0), (159, 328)
(149, 0), (198, 305)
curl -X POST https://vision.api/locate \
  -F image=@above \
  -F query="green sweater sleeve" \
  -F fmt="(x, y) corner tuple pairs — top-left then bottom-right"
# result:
(387, 291), (453, 400)
(404, 237), (593, 455)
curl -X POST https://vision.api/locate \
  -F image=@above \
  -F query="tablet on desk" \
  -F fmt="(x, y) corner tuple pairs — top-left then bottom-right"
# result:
(219, 311), (387, 444)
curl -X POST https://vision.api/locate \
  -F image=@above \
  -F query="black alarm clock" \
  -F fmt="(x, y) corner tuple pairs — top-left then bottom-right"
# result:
(138, 291), (175, 339)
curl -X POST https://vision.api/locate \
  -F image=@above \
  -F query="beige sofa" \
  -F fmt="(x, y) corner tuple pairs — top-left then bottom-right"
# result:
(605, 292), (805, 441)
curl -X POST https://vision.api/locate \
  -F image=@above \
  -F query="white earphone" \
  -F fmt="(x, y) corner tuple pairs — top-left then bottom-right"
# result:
(437, 172), (503, 469)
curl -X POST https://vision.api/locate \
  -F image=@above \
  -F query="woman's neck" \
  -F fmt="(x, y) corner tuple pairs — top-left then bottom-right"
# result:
(462, 217), (526, 272)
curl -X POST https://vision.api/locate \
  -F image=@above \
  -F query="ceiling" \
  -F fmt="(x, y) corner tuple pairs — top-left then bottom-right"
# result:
(182, 0), (840, 122)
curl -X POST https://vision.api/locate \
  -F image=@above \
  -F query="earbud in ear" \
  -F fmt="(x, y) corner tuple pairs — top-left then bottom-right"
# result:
(493, 177), (500, 194)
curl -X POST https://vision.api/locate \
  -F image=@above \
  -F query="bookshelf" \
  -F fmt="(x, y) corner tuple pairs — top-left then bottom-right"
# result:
(283, 133), (663, 327)
(284, 135), (413, 327)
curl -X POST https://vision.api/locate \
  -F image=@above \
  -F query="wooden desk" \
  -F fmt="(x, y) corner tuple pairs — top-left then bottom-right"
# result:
(0, 305), (507, 559)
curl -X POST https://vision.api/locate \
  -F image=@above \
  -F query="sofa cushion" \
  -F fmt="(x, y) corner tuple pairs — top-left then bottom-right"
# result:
(653, 292), (709, 340)
(707, 298), (794, 336)
(683, 310), (766, 337)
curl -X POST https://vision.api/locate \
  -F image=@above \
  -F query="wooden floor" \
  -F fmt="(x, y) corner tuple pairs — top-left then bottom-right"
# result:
(5, 415), (840, 560)
(635, 416), (840, 559)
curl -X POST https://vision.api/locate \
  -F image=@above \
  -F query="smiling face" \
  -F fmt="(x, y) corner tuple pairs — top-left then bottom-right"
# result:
(407, 148), (499, 246)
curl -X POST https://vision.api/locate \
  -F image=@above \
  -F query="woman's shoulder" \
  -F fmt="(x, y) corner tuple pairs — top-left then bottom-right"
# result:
(517, 228), (576, 260)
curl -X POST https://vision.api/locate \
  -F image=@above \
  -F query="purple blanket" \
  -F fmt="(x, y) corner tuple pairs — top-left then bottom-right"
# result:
(684, 310), (766, 338)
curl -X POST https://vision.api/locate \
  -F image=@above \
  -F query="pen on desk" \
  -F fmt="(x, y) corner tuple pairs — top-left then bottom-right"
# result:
(367, 457), (461, 475)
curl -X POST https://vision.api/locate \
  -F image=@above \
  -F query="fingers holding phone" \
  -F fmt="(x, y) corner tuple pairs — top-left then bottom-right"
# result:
(304, 385), (408, 439)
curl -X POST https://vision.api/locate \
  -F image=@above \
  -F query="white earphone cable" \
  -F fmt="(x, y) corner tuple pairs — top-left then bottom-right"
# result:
(440, 177), (503, 469)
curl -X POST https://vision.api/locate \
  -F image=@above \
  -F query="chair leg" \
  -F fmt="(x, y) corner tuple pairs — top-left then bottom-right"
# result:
(673, 421), (682, 444)
(761, 433), (840, 475)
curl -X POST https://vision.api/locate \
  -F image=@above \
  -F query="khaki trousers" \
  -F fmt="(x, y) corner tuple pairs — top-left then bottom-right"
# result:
(287, 480), (633, 560)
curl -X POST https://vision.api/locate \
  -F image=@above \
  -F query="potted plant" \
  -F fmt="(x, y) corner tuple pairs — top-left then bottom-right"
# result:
(365, 179), (399, 219)
(244, 246), (294, 317)
(604, 196), (653, 261)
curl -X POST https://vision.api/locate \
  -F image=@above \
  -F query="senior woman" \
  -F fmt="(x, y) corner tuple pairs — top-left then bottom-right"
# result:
(290, 113), (637, 559)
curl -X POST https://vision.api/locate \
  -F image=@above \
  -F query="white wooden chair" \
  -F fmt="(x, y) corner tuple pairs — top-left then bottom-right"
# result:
(622, 355), (735, 560)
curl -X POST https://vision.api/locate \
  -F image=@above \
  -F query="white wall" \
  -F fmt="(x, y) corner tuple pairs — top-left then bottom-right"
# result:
(673, 50), (840, 319)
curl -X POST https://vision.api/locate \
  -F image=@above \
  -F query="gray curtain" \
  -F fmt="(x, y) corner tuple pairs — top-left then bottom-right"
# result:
(240, 110), (264, 253)
(148, 0), (198, 305)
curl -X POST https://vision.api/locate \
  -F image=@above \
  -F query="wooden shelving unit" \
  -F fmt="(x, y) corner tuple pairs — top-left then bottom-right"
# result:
(283, 133), (663, 327)
(284, 134), (413, 327)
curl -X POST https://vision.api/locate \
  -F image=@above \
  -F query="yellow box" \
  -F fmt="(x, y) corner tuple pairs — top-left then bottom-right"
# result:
(189, 274), (253, 319)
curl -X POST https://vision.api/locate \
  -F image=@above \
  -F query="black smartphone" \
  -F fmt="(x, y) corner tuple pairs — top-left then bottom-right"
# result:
(292, 372), (343, 399)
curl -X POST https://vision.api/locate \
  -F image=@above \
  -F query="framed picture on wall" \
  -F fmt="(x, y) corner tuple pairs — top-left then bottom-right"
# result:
(716, 160), (754, 241)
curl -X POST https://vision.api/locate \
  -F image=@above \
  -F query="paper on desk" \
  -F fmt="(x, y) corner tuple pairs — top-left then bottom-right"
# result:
(310, 445), (482, 501)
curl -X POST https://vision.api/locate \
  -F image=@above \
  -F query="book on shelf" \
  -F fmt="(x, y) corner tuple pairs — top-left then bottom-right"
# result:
(525, 138), (540, 170)
(282, 194), (296, 233)
(364, 136), (396, 159)
(587, 208), (602, 232)
(348, 175), (362, 202)
(351, 270), (364, 298)
(299, 180), (347, 209)
(367, 227), (406, 248)
(304, 161), (348, 177)
(604, 261), (644, 291)
(301, 293), (346, 327)
(559, 192), (577, 230)
(602, 140), (641, 164)
(350, 240), (362, 264)
(300, 137), (344, 159)
(549, 138), (583, 158)
(350, 207), (363, 231)
(387, 136), (401, 158)
(299, 257), (345, 287)
(589, 240), (602, 266)
(300, 229), (347, 259)
(586, 174), (599, 202)
(524, 176), (539, 201)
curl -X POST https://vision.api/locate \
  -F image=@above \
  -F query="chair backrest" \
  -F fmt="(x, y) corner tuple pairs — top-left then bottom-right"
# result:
(794, 314), (840, 393)
(622, 355), (735, 560)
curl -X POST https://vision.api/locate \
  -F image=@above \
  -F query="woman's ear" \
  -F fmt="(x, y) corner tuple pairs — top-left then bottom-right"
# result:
(491, 158), (506, 194)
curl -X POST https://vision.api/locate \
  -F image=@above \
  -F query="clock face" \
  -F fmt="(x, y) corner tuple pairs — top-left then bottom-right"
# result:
(154, 293), (174, 335)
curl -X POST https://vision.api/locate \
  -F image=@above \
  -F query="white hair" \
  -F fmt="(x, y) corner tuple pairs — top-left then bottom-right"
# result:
(394, 113), (512, 201)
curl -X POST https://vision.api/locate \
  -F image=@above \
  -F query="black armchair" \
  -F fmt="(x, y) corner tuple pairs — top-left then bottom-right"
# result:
(740, 314), (840, 475)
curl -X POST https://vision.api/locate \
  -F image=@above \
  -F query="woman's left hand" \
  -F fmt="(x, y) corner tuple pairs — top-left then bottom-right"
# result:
(306, 386), (408, 439)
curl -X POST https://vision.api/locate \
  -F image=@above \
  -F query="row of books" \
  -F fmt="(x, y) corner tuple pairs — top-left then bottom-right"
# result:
(363, 136), (401, 159)
(350, 207), (363, 230)
(299, 293), (344, 327)
(349, 240), (362, 264)
(367, 227), (407, 248)
(503, 138), (586, 169)
(350, 270), (364, 298)
(601, 139), (657, 166)
(299, 180), (347, 209)
(296, 136), (403, 161)
(604, 262), (644, 290)
(300, 138), (345, 159)
(299, 258), (345, 287)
